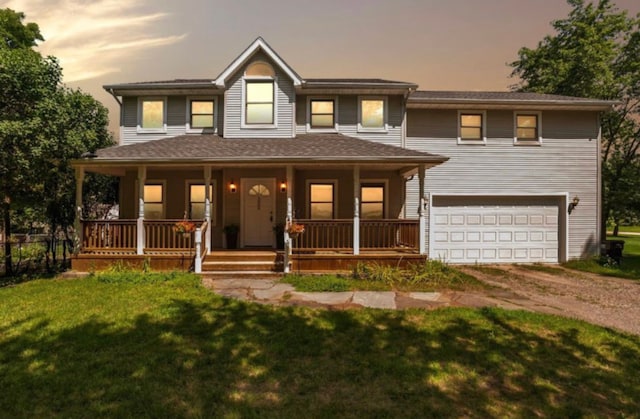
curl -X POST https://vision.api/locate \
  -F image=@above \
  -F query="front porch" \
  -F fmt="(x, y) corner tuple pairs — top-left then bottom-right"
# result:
(73, 217), (425, 273)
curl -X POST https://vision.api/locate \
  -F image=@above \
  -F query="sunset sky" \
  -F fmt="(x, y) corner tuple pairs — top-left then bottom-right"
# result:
(3, 0), (640, 136)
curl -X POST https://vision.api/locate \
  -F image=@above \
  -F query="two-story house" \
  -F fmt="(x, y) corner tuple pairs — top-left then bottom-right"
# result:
(72, 37), (613, 273)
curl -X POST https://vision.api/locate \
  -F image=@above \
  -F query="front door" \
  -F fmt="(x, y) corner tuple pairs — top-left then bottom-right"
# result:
(241, 178), (276, 247)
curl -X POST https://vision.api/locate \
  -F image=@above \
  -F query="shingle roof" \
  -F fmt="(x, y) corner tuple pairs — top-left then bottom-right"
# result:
(104, 79), (217, 90)
(408, 90), (616, 108)
(303, 79), (417, 88)
(90, 134), (446, 164)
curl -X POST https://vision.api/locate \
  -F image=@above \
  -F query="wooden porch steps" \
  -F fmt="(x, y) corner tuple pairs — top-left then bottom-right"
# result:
(202, 250), (284, 273)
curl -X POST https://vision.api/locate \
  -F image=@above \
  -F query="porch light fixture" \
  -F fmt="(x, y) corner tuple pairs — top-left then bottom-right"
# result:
(229, 179), (237, 193)
(568, 196), (580, 214)
(280, 180), (287, 193)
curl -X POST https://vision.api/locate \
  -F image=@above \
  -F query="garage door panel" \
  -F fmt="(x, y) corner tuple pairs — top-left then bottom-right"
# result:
(432, 203), (559, 263)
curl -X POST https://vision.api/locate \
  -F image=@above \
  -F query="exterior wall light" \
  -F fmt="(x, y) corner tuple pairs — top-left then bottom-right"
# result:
(568, 196), (580, 214)
(229, 180), (237, 193)
(280, 180), (287, 193)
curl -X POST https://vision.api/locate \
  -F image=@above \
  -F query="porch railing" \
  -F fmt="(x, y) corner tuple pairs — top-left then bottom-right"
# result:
(292, 219), (419, 252)
(361, 220), (419, 250)
(294, 219), (353, 251)
(82, 220), (137, 251)
(144, 220), (203, 251)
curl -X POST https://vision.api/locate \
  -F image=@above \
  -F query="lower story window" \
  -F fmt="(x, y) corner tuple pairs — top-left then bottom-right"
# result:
(144, 184), (164, 219)
(189, 184), (214, 220)
(361, 184), (384, 219)
(309, 183), (334, 219)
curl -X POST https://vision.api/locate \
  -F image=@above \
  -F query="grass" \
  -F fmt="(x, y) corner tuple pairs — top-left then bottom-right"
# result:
(564, 234), (640, 280)
(1, 274), (639, 417)
(618, 225), (640, 233)
(282, 260), (487, 292)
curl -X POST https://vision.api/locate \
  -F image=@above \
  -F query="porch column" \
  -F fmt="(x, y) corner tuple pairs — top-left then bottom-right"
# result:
(284, 197), (293, 274)
(285, 165), (294, 259)
(353, 165), (360, 255)
(418, 164), (426, 255)
(74, 166), (84, 246)
(204, 166), (212, 254)
(137, 166), (146, 255)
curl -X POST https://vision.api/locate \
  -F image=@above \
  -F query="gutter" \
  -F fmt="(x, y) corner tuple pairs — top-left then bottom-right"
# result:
(106, 88), (122, 106)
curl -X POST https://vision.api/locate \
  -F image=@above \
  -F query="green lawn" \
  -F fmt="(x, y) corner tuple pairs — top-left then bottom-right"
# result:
(619, 225), (640, 233)
(1, 274), (639, 417)
(564, 234), (640, 279)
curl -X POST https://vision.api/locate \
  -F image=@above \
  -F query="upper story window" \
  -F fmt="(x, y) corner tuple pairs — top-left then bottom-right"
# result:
(307, 97), (338, 132)
(244, 62), (276, 126)
(458, 111), (486, 144)
(138, 98), (166, 133)
(189, 99), (215, 131)
(514, 112), (542, 145)
(358, 96), (387, 132)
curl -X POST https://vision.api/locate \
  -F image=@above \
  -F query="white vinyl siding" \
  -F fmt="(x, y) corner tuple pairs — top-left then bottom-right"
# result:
(406, 109), (600, 261)
(224, 52), (295, 138)
(121, 95), (223, 145)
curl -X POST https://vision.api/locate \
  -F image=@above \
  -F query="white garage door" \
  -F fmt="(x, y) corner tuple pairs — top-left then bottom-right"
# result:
(431, 205), (559, 263)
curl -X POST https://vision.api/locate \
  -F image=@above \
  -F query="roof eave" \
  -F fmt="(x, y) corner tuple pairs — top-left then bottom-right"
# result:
(407, 98), (616, 111)
(72, 156), (449, 166)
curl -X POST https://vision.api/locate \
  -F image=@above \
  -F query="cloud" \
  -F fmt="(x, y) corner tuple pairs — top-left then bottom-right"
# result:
(3, 0), (186, 82)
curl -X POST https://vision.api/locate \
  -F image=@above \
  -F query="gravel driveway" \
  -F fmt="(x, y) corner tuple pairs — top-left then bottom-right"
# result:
(459, 265), (640, 335)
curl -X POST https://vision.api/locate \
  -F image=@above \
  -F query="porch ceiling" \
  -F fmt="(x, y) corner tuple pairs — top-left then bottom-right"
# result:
(73, 134), (448, 173)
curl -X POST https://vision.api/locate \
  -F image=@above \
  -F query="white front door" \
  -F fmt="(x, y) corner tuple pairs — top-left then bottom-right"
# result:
(242, 178), (276, 247)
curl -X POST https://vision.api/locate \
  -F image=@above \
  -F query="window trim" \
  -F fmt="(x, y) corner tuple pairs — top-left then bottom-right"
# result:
(360, 180), (388, 219)
(457, 110), (487, 145)
(185, 180), (217, 226)
(186, 97), (217, 134)
(357, 96), (388, 133)
(513, 111), (542, 145)
(306, 96), (339, 133)
(241, 61), (278, 129)
(137, 180), (166, 219)
(306, 179), (338, 219)
(137, 97), (167, 134)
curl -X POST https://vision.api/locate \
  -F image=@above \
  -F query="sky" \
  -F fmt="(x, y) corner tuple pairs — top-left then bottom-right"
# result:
(3, 0), (640, 137)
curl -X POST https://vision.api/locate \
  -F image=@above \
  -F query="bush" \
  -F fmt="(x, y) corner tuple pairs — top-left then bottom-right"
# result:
(89, 263), (199, 285)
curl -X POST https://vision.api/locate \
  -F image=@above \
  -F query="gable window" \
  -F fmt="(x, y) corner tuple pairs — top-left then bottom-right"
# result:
(361, 184), (385, 219)
(309, 183), (335, 219)
(138, 98), (166, 132)
(458, 111), (486, 144)
(144, 184), (164, 219)
(244, 61), (276, 126)
(188, 99), (215, 131)
(310, 99), (335, 129)
(188, 183), (214, 221)
(514, 112), (542, 144)
(358, 97), (387, 131)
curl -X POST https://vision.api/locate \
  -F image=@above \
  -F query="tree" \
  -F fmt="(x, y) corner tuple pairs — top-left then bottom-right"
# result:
(0, 9), (114, 274)
(510, 0), (640, 237)
(0, 9), (43, 49)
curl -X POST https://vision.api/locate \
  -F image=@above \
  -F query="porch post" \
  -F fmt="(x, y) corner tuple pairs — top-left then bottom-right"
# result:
(74, 166), (84, 247)
(284, 197), (293, 273)
(137, 166), (146, 255)
(418, 164), (426, 255)
(353, 165), (360, 255)
(194, 227), (202, 273)
(204, 166), (212, 254)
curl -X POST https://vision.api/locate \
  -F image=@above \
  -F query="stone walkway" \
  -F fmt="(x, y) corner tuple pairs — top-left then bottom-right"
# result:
(201, 277), (520, 310)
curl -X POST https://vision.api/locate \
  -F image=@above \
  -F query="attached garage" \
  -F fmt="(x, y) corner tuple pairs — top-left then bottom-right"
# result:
(429, 195), (566, 264)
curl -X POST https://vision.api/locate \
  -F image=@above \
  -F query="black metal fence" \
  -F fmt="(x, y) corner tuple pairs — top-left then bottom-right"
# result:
(0, 234), (74, 275)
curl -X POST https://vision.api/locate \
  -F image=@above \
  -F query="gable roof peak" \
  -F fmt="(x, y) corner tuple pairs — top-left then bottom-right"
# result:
(214, 37), (302, 88)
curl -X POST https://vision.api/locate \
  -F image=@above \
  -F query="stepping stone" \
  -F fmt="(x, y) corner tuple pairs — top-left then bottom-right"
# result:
(352, 291), (396, 309)
(210, 278), (275, 290)
(253, 283), (295, 300)
(290, 291), (353, 305)
(408, 292), (442, 302)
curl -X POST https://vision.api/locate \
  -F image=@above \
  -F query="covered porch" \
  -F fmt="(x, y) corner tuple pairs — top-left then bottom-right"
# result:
(71, 134), (447, 272)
